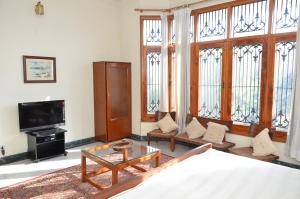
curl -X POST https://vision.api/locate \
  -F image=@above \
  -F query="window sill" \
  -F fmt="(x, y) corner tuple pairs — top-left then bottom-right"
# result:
(229, 124), (287, 143)
(141, 113), (156, 122)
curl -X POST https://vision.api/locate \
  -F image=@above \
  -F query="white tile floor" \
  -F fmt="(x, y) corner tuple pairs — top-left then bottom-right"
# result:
(0, 140), (192, 188)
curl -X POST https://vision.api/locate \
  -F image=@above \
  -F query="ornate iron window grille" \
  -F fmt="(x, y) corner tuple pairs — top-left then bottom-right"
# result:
(232, 44), (262, 124)
(198, 48), (222, 119)
(273, 0), (300, 33)
(147, 52), (161, 113)
(232, 0), (268, 37)
(143, 20), (162, 46)
(198, 9), (227, 41)
(272, 41), (296, 129)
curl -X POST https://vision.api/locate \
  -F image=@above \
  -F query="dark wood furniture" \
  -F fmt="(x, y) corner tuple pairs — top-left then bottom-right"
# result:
(172, 114), (235, 152)
(93, 61), (132, 142)
(228, 124), (279, 162)
(81, 141), (161, 189)
(27, 128), (67, 162)
(147, 111), (177, 151)
(91, 143), (212, 199)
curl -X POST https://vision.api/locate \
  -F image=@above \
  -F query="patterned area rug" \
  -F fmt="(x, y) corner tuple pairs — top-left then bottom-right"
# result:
(0, 154), (173, 199)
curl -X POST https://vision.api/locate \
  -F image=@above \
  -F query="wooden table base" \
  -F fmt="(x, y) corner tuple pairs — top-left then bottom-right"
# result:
(81, 149), (161, 189)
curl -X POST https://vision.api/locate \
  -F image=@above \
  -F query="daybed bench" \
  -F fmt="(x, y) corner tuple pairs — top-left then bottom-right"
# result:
(172, 114), (235, 152)
(147, 111), (177, 151)
(228, 123), (279, 162)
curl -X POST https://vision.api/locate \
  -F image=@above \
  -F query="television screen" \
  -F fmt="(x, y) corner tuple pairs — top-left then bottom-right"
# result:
(18, 100), (65, 132)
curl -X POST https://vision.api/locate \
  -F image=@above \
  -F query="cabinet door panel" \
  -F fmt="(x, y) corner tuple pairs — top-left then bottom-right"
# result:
(106, 63), (131, 141)
(110, 67), (129, 118)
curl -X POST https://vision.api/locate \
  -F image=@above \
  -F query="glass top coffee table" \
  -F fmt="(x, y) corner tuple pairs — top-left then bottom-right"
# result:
(81, 140), (161, 189)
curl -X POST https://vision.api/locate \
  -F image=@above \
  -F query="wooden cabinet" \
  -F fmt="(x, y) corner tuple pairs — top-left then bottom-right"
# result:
(93, 61), (132, 142)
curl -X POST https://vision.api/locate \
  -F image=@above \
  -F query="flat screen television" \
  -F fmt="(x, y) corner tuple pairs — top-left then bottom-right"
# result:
(18, 100), (65, 132)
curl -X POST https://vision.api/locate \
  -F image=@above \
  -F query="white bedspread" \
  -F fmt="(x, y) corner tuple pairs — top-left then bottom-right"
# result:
(112, 149), (300, 199)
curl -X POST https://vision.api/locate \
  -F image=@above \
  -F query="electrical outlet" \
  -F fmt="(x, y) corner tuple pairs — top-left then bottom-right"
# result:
(1, 146), (5, 156)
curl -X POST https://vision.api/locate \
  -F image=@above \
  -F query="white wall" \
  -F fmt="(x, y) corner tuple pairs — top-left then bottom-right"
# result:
(0, 0), (121, 156)
(119, 0), (300, 165)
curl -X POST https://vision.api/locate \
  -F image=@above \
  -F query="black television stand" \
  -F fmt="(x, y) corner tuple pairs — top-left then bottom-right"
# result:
(26, 127), (67, 162)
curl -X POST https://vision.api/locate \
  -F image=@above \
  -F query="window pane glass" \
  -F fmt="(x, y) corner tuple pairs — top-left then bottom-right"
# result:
(272, 41), (296, 129)
(171, 16), (194, 44)
(232, 0), (268, 37)
(146, 52), (161, 113)
(171, 19), (175, 44)
(198, 9), (227, 41)
(273, 0), (300, 33)
(190, 16), (195, 42)
(143, 20), (162, 46)
(232, 44), (262, 124)
(198, 48), (222, 119)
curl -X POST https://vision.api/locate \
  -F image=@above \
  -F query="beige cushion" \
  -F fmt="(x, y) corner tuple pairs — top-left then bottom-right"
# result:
(252, 128), (279, 156)
(202, 122), (229, 144)
(157, 113), (178, 133)
(185, 117), (206, 139)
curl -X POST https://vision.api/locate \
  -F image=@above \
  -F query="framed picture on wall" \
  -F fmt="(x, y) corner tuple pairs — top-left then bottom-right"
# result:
(23, 55), (56, 83)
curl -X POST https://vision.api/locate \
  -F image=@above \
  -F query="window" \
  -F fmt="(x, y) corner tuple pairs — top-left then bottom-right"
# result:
(231, 0), (268, 37)
(273, 0), (300, 33)
(187, 0), (298, 141)
(146, 52), (161, 113)
(141, 17), (163, 121)
(272, 41), (296, 129)
(198, 9), (227, 41)
(232, 44), (262, 124)
(140, 0), (298, 141)
(143, 19), (162, 46)
(141, 17), (175, 121)
(198, 48), (222, 119)
(195, 8), (227, 120)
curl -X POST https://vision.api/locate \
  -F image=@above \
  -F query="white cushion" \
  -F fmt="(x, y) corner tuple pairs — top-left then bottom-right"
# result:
(185, 117), (206, 139)
(157, 113), (178, 133)
(202, 122), (229, 144)
(252, 128), (279, 156)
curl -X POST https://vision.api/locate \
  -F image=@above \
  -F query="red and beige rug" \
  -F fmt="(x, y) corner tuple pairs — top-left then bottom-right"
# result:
(0, 154), (173, 199)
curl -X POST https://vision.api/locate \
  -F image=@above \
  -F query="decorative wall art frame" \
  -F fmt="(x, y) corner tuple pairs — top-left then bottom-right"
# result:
(23, 55), (56, 83)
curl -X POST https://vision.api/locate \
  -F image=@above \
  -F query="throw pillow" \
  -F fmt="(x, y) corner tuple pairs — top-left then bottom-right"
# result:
(157, 113), (178, 133)
(252, 128), (279, 156)
(185, 117), (206, 139)
(202, 122), (229, 144)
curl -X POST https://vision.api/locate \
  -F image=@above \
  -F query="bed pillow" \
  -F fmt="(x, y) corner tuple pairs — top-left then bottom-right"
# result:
(252, 128), (279, 156)
(202, 122), (229, 144)
(157, 113), (178, 133)
(185, 117), (206, 139)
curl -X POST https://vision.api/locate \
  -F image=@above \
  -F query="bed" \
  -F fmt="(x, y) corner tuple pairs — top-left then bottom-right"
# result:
(92, 144), (300, 199)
